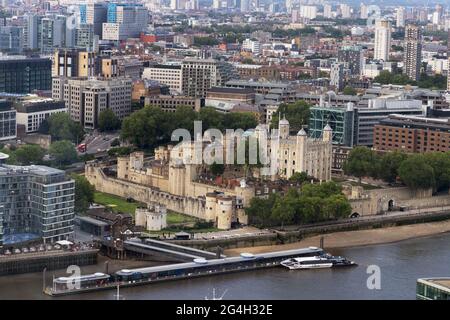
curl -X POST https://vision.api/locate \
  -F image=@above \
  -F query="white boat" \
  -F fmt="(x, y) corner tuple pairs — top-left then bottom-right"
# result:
(281, 256), (334, 270)
(281, 253), (357, 270)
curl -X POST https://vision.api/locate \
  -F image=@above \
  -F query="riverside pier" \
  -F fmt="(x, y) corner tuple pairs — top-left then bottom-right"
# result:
(0, 249), (98, 276)
(45, 247), (324, 297)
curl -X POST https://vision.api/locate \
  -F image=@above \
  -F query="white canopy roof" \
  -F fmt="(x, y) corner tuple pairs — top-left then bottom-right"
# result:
(55, 240), (73, 246)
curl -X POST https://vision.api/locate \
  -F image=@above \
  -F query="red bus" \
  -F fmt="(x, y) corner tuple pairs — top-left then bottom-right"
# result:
(77, 143), (87, 153)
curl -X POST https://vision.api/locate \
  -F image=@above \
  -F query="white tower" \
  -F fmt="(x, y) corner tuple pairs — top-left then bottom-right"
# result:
(295, 128), (307, 175)
(241, 0), (251, 12)
(396, 7), (406, 28)
(278, 115), (290, 139)
(322, 123), (332, 142)
(170, 0), (178, 10)
(374, 19), (391, 61)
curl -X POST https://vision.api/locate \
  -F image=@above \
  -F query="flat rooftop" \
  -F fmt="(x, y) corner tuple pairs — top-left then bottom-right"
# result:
(147, 64), (181, 70)
(433, 280), (450, 289)
(78, 216), (109, 227)
(380, 115), (450, 131)
(15, 100), (66, 113)
(0, 55), (50, 62)
(208, 87), (254, 94)
(419, 278), (450, 292)
(0, 164), (66, 177)
(226, 80), (292, 88)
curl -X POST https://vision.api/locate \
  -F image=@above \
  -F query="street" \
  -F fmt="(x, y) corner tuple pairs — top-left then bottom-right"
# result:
(79, 131), (120, 155)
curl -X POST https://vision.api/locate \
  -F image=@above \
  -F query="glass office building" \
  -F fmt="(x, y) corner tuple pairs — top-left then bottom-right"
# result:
(417, 278), (450, 300)
(309, 99), (424, 147)
(0, 157), (75, 246)
(0, 99), (16, 141)
(0, 56), (52, 94)
(309, 104), (356, 146)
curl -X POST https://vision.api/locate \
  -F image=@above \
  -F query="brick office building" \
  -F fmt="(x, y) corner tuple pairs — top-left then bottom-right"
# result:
(373, 114), (450, 153)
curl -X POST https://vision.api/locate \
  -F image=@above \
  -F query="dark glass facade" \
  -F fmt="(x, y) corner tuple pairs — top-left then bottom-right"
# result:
(417, 279), (450, 300)
(0, 100), (16, 140)
(0, 57), (52, 94)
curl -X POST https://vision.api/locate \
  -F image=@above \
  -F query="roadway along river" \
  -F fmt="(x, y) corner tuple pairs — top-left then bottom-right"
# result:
(1, 232), (450, 300)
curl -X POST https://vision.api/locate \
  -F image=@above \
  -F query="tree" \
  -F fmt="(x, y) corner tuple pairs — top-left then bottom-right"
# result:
(13, 144), (45, 165)
(374, 70), (416, 86)
(171, 106), (198, 135)
(417, 74), (447, 90)
(199, 107), (225, 131)
(131, 101), (143, 111)
(271, 100), (310, 132)
(121, 105), (258, 149)
(368, 152), (383, 180)
(271, 195), (295, 229)
(44, 113), (85, 143)
(49, 140), (78, 166)
(71, 174), (95, 213)
(120, 106), (168, 148)
(245, 193), (279, 227)
(296, 196), (323, 223)
(273, 27), (316, 38)
(374, 70), (394, 84)
(0, 149), (17, 164)
(223, 112), (258, 131)
(110, 138), (120, 147)
(289, 172), (309, 185)
(210, 162), (225, 176)
(245, 179), (351, 227)
(107, 146), (134, 157)
(343, 146), (377, 183)
(301, 181), (342, 198)
(322, 194), (352, 220)
(398, 154), (435, 190)
(98, 109), (121, 132)
(193, 36), (219, 46)
(422, 152), (450, 191)
(242, 58), (255, 64)
(343, 86), (357, 95)
(391, 45), (404, 52)
(378, 151), (407, 183)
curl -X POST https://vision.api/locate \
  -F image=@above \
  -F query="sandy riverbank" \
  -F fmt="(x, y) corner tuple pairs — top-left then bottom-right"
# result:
(224, 219), (450, 256)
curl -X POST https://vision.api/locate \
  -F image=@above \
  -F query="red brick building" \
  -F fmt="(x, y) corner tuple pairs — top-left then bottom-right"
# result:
(373, 115), (450, 153)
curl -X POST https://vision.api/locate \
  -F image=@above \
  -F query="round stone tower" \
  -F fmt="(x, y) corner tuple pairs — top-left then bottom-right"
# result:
(168, 163), (186, 196)
(135, 207), (147, 227)
(205, 193), (218, 222)
(217, 196), (233, 230)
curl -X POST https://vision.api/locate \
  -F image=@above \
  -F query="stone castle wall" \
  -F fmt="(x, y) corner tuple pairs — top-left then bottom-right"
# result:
(123, 168), (170, 191)
(348, 186), (450, 216)
(86, 163), (208, 220)
(85, 162), (251, 226)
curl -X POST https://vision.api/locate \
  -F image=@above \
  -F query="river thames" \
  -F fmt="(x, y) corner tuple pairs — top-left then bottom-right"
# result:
(1, 232), (449, 300)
